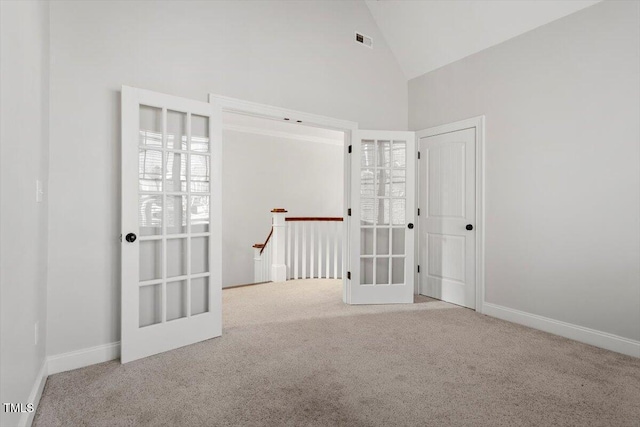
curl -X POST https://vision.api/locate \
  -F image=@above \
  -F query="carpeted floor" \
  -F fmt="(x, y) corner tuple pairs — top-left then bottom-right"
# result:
(34, 280), (640, 426)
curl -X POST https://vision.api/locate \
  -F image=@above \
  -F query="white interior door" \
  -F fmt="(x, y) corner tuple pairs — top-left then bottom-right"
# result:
(419, 127), (476, 309)
(349, 130), (416, 304)
(121, 86), (222, 363)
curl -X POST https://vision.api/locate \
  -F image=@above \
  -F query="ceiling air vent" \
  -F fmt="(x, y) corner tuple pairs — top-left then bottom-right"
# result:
(355, 32), (373, 49)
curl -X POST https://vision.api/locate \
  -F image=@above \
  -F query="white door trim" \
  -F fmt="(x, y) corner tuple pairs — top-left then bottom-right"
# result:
(416, 116), (485, 313)
(207, 94), (358, 302)
(207, 94), (358, 131)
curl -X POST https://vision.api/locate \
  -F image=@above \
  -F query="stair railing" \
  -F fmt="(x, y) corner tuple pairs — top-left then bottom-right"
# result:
(252, 208), (343, 283)
(252, 228), (273, 283)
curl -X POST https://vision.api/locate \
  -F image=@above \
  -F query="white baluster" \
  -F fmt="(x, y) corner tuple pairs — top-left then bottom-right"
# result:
(268, 243), (271, 280)
(334, 221), (338, 279)
(262, 244), (267, 281)
(267, 243), (272, 281)
(254, 245), (263, 283)
(294, 221), (299, 280)
(287, 221), (292, 280)
(302, 222), (307, 279)
(317, 223), (322, 279)
(310, 222), (315, 279)
(261, 245), (266, 282)
(260, 246), (268, 282)
(326, 223), (330, 279)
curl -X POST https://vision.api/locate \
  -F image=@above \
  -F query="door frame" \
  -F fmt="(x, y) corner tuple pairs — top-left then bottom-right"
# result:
(207, 94), (358, 302)
(415, 116), (486, 313)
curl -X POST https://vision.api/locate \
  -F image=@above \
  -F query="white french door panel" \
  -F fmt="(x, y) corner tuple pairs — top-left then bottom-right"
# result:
(121, 86), (222, 363)
(418, 127), (476, 309)
(349, 130), (416, 304)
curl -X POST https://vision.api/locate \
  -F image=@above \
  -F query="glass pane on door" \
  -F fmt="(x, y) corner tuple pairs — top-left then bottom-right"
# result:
(167, 238), (187, 278)
(191, 277), (209, 315)
(139, 284), (162, 327)
(139, 240), (162, 281)
(191, 115), (210, 153)
(166, 110), (187, 150)
(139, 150), (163, 191)
(139, 195), (162, 236)
(166, 195), (187, 234)
(191, 195), (210, 233)
(166, 152), (187, 192)
(360, 138), (407, 285)
(137, 104), (212, 325)
(166, 280), (187, 321)
(139, 106), (162, 147)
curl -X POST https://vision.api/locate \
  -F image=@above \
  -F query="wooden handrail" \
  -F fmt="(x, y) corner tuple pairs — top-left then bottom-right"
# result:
(257, 227), (273, 255)
(285, 217), (343, 222)
(254, 216), (341, 255)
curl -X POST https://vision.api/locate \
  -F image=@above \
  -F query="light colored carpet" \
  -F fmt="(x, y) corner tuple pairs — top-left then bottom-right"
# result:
(34, 280), (640, 427)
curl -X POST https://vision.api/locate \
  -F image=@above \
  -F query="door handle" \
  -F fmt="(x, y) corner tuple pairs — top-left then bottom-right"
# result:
(407, 223), (414, 229)
(125, 233), (137, 243)
(466, 224), (473, 231)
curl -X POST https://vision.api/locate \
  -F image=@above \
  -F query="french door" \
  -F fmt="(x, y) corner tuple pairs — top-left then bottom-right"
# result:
(349, 130), (416, 304)
(121, 86), (222, 363)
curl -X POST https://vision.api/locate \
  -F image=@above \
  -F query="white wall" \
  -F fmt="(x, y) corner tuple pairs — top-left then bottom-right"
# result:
(0, 1), (50, 425)
(409, 1), (640, 341)
(47, 0), (407, 356)
(222, 129), (343, 287)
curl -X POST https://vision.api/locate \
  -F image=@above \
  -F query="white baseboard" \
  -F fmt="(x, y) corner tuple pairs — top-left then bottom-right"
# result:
(483, 302), (640, 358)
(47, 341), (120, 375)
(19, 360), (48, 427)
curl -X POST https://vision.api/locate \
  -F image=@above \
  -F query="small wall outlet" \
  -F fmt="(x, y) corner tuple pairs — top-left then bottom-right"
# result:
(35, 322), (39, 345)
(36, 180), (43, 203)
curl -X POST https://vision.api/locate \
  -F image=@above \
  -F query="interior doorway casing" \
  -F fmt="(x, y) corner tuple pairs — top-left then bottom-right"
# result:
(207, 94), (358, 303)
(415, 116), (485, 313)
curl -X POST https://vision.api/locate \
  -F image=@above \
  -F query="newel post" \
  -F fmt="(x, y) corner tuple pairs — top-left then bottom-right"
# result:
(271, 208), (288, 282)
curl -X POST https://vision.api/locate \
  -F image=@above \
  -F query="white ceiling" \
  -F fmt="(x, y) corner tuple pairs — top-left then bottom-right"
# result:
(365, 0), (601, 80)
(223, 112), (344, 146)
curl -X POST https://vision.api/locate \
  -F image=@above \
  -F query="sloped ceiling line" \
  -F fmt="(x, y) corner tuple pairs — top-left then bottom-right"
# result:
(365, 0), (601, 80)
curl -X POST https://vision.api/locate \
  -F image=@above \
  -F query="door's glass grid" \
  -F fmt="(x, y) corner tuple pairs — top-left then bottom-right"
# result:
(360, 139), (406, 286)
(138, 105), (212, 327)
(139, 106), (162, 147)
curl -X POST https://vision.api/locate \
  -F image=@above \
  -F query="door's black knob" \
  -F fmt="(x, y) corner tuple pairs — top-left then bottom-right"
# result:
(466, 224), (473, 231)
(125, 233), (137, 243)
(408, 223), (414, 229)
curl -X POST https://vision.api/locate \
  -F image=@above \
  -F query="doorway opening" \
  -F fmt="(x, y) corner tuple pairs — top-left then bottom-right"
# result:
(220, 112), (345, 288)
(209, 94), (358, 302)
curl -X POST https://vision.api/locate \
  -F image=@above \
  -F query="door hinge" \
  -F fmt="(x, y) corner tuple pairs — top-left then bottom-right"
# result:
(348, 208), (351, 216)
(418, 151), (421, 159)
(417, 208), (420, 216)
(347, 271), (351, 280)
(348, 145), (352, 154)
(417, 265), (420, 273)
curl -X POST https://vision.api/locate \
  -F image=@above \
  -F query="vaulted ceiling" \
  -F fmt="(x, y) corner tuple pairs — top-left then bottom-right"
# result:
(365, 0), (602, 80)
